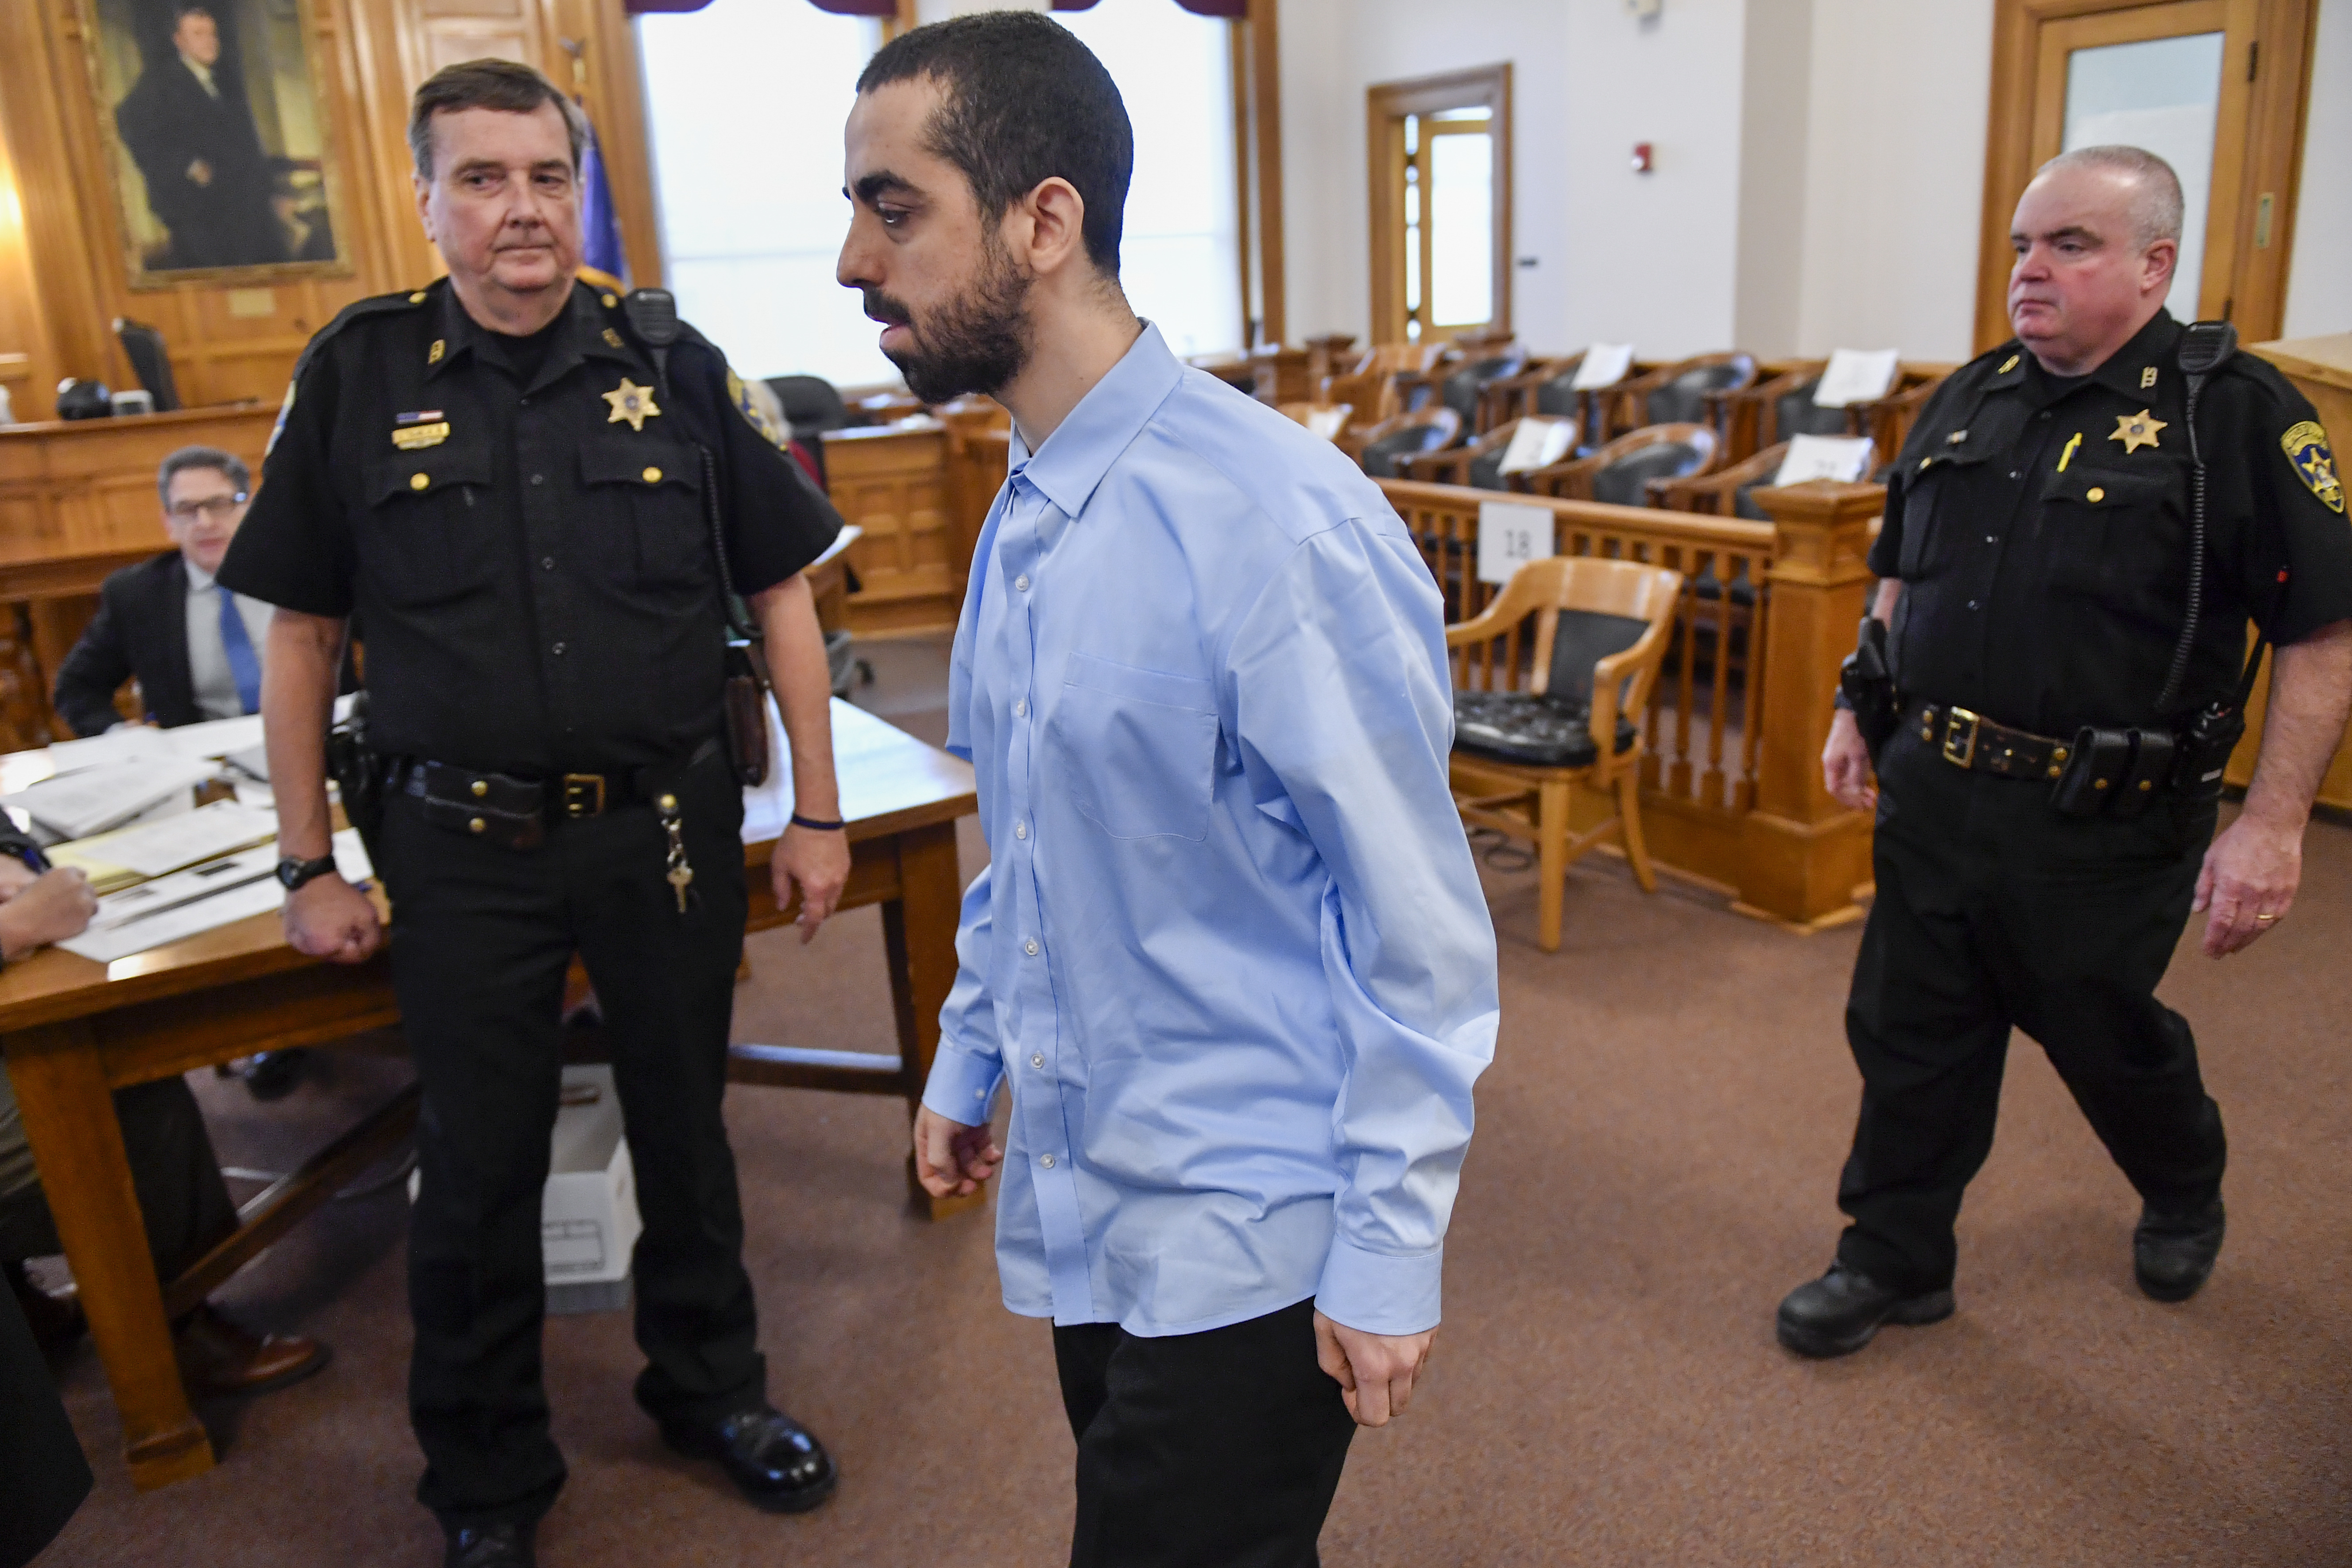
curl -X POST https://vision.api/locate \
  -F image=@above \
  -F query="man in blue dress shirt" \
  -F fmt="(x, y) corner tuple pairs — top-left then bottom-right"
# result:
(840, 16), (1500, 1566)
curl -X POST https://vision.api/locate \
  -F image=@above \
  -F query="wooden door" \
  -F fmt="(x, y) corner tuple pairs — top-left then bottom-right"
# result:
(1367, 65), (1510, 347)
(1977, 0), (2317, 350)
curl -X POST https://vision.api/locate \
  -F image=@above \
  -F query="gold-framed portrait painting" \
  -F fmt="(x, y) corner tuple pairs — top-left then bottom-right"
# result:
(77, 0), (353, 289)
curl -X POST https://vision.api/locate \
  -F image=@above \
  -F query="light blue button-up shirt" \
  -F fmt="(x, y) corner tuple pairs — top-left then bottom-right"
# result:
(919, 325), (1500, 1339)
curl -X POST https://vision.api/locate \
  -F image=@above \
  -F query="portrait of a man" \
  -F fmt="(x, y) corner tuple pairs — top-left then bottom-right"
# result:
(81, 0), (349, 284)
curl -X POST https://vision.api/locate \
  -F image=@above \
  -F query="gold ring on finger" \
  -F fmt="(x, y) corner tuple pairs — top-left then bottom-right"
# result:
(2254, 913), (2280, 922)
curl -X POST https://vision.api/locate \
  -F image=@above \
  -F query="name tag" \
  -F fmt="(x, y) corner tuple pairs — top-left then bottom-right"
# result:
(392, 421), (450, 450)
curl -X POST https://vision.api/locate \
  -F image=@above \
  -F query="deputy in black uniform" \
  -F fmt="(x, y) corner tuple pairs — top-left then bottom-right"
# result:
(219, 61), (851, 1568)
(1777, 145), (2352, 1360)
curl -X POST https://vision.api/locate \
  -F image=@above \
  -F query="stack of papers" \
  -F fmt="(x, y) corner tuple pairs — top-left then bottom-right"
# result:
(58, 828), (371, 964)
(1498, 417), (1577, 474)
(1772, 434), (1879, 486)
(5, 756), (214, 841)
(1813, 348), (1901, 408)
(47, 799), (280, 892)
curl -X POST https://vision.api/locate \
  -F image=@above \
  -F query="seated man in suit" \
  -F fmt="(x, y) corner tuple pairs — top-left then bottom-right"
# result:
(55, 445), (274, 736)
(53, 445), (317, 1100)
(0, 822), (329, 1398)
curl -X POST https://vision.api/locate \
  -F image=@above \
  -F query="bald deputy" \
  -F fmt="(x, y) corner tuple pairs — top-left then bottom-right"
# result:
(220, 58), (849, 1568)
(1778, 145), (2352, 1359)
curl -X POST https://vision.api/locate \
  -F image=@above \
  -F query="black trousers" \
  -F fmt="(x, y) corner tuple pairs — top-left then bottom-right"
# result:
(376, 752), (762, 1529)
(1054, 1298), (1356, 1568)
(0, 1280), (90, 1568)
(0, 1075), (238, 1283)
(1836, 723), (2227, 1293)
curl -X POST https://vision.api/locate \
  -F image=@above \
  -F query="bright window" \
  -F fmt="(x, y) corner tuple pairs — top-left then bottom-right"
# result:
(638, 2), (890, 387)
(1053, 1), (1242, 358)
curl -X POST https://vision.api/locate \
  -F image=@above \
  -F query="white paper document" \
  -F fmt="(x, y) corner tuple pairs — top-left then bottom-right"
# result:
(46, 726), (179, 775)
(1772, 434), (1879, 486)
(1571, 344), (1636, 391)
(739, 694), (797, 844)
(158, 713), (267, 762)
(1813, 348), (1900, 408)
(1303, 406), (1350, 440)
(1497, 417), (1577, 474)
(58, 829), (372, 963)
(1477, 500), (1559, 586)
(80, 799), (279, 879)
(5, 757), (213, 841)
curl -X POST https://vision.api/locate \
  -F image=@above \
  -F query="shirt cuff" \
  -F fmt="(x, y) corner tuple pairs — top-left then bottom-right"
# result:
(919, 1040), (1004, 1127)
(1315, 1236), (1443, 1336)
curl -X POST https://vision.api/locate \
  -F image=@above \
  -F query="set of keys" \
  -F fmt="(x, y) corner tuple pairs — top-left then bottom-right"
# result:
(657, 792), (695, 913)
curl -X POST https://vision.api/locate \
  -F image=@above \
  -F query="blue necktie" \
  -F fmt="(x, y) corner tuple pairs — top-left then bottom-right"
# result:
(217, 585), (262, 716)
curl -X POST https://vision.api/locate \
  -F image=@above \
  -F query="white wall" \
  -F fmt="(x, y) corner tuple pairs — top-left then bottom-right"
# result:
(2282, 0), (2350, 338)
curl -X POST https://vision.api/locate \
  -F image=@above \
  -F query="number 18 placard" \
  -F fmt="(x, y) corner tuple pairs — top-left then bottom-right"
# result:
(1476, 500), (1558, 585)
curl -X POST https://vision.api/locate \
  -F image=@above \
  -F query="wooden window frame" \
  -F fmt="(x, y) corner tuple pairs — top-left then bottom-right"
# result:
(1974, 0), (2318, 351)
(1366, 64), (1512, 348)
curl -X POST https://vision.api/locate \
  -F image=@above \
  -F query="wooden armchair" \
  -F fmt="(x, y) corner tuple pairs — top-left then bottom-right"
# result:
(1654, 437), (1878, 520)
(1520, 422), (1721, 505)
(1446, 555), (1684, 950)
(1709, 361), (1852, 462)
(1438, 348), (1530, 434)
(1318, 364), (1400, 441)
(1348, 406), (1463, 475)
(1604, 352), (1757, 441)
(1478, 354), (1585, 431)
(1402, 414), (1577, 490)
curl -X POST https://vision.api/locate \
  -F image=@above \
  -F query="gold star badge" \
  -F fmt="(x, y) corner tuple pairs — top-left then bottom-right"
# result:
(603, 376), (661, 432)
(2110, 409), (2166, 454)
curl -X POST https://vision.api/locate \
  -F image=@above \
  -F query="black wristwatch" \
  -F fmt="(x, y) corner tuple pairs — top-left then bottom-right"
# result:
(276, 855), (339, 892)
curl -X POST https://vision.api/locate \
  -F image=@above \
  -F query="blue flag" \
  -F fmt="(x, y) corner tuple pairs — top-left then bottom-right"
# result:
(577, 100), (629, 289)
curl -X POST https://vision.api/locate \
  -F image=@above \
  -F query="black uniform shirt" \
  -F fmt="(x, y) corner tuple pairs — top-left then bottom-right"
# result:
(1870, 309), (2352, 737)
(220, 278), (841, 774)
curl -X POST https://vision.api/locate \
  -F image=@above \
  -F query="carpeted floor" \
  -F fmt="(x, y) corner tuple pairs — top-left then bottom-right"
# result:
(31, 631), (2352, 1566)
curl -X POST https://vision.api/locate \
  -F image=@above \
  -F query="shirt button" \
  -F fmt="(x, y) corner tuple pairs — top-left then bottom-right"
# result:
(531, 473), (545, 486)
(1031, 1053), (1045, 1069)
(1040, 1154), (1056, 1169)
(542, 556), (555, 570)
(1025, 939), (1040, 956)
(552, 641), (567, 655)
(2009, 471), (2020, 480)
(1013, 699), (1027, 717)
(1966, 600), (1980, 611)
(1015, 574), (1031, 591)
(1014, 821), (1028, 840)
(1985, 535), (1998, 544)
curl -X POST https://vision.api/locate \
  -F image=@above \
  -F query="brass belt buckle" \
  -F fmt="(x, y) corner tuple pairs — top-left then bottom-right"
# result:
(561, 774), (606, 818)
(1941, 707), (1981, 768)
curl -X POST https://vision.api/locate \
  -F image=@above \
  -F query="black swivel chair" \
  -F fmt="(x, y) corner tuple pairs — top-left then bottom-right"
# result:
(112, 318), (181, 412)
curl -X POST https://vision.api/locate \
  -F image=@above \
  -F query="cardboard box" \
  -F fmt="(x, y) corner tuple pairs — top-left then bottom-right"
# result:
(543, 1065), (642, 1305)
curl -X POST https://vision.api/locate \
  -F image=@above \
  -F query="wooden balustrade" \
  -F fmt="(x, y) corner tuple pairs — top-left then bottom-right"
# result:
(1379, 476), (1882, 930)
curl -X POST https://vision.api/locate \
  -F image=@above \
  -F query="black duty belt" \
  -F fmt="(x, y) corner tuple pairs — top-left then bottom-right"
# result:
(387, 736), (723, 851)
(1912, 703), (2073, 781)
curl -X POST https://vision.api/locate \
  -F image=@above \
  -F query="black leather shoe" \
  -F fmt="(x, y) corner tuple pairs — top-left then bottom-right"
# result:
(241, 1049), (308, 1102)
(2135, 1199), (2225, 1302)
(1776, 1263), (1955, 1359)
(662, 1405), (838, 1514)
(442, 1521), (535, 1568)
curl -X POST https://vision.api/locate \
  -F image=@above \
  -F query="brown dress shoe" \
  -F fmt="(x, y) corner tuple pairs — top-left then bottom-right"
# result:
(4, 1261), (86, 1353)
(176, 1304), (330, 1398)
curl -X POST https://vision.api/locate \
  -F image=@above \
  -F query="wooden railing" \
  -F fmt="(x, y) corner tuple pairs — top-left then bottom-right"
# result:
(1380, 476), (1884, 931)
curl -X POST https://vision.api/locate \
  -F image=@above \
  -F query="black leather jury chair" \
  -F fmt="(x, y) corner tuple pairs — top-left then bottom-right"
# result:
(112, 318), (180, 412)
(1354, 407), (1463, 477)
(1520, 423), (1721, 506)
(1636, 352), (1756, 428)
(1403, 415), (1578, 492)
(766, 375), (848, 441)
(1441, 350), (1528, 432)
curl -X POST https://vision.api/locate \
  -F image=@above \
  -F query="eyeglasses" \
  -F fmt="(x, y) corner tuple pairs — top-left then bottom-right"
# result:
(166, 493), (248, 521)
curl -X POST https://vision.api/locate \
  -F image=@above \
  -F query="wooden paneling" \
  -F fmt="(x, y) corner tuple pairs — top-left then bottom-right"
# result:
(826, 422), (962, 636)
(0, 0), (661, 412)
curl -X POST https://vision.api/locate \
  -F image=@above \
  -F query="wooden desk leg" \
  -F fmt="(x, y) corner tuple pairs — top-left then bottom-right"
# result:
(881, 821), (986, 1220)
(7, 1020), (214, 1488)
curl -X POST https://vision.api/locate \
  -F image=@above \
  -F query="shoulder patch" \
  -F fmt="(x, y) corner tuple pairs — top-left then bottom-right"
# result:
(2282, 421), (2343, 514)
(726, 366), (788, 450)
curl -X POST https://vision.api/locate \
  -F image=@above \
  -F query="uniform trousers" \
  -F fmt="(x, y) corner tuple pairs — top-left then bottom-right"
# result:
(1054, 1298), (1356, 1568)
(375, 750), (762, 1529)
(1836, 722), (2228, 1294)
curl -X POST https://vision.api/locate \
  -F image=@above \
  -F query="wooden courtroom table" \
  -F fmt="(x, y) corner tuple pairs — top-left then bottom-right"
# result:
(0, 699), (976, 1492)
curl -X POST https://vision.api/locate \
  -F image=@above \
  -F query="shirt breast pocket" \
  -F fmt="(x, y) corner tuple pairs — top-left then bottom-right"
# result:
(1050, 654), (1219, 843)
(360, 446), (498, 608)
(1896, 451), (1990, 581)
(2042, 467), (2186, 626)
(579, 439), (707, 590)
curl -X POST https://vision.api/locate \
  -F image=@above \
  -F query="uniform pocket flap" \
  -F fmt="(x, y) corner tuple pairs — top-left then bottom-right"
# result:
(580, 439), (701, 490)
(1063, 652), (1216, 713)
(2046, 468), (2171, 510)
(366, 446), (492, 503)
